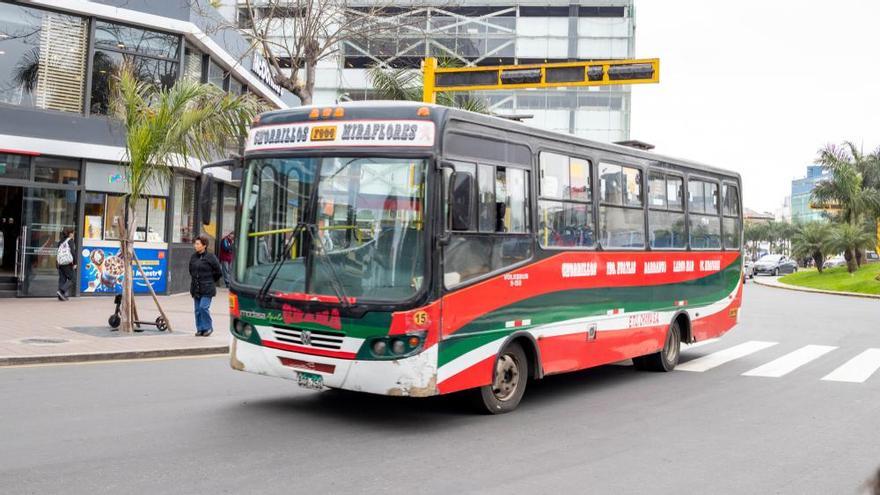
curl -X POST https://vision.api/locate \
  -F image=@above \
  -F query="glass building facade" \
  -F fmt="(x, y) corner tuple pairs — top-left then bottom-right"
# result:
(0, 0), (293, 297)
(791, 165), (831, 224)
(241, 1), (635, 143)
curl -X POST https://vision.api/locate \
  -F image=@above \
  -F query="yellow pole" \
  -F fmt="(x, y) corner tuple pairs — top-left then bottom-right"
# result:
(876, 218), (880, 250)
(422, 57), (437, 104)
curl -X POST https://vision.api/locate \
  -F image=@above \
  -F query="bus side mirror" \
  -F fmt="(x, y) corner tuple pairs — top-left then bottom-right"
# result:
(199, 175), (215, 225)
(449, 171), (474, 231)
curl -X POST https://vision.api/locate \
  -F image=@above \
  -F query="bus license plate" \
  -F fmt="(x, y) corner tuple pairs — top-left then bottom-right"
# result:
(297, 371), (324, 390)
(310, 125), (336, 141)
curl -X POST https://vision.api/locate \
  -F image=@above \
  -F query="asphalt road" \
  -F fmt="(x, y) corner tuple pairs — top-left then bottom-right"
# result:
(2, 282), (879, 494)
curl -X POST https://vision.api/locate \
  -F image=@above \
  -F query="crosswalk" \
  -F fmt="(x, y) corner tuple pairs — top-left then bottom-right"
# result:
(678, 340), (880, 384)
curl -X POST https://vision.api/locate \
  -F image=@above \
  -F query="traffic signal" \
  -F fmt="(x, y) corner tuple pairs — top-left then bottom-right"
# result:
(422, 57), (659, 102)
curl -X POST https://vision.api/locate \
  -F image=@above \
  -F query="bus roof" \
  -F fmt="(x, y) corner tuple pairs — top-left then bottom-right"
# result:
(254, 101), (741, 180)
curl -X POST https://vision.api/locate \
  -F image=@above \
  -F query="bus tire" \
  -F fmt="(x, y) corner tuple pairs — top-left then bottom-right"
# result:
(633, 320), (681, 372)
(473, 342), (528, 414)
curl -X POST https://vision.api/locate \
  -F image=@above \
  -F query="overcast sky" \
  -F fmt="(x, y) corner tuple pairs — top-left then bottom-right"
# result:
(630, 0), (880, 213)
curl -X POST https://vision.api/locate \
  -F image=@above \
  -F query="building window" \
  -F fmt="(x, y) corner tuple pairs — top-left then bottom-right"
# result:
(0, 153), (31, 181)
(104, 194), (127, 240)
(90, 21), (181, 114)
(83, 193), (166, 242)
(33, 156), (80, 185)
(0, 3), (88, 113)
(538, 152), (594, 248)
(172, 175), (196, 243)
(599, 162), (644, 248)
(207, 59), (226, 89)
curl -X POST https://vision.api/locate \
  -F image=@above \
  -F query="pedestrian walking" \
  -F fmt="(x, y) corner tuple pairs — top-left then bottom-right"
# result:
(219, 231), (234, 286)
(56, 229), (76, 301)
(189, 234), (221, 336)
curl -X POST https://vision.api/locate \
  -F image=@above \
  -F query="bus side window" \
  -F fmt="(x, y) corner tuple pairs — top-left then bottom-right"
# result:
(538, 152), (594, 248)
(443, 164), (532, 289)
(722, 183), (741, 249)
(599, 163), (645, 249)
(688, 179), (722, 249)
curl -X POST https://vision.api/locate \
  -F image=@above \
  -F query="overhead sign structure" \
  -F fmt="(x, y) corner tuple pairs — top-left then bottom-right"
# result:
(421, 57), (660, 103)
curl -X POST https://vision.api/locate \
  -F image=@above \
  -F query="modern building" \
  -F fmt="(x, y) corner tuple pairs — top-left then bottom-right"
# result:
(791, 165), (831, 224)
(234, 0), (636, 143)
(0, 0), (297, 298)
(775, 195), (791, 223)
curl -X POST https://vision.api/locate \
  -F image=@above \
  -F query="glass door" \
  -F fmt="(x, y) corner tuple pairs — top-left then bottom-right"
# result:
(19, 187), (78, 296)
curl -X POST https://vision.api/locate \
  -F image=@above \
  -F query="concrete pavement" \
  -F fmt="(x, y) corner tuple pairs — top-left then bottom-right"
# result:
(0, 290), (230, 366)
(1, 283), (879, 494)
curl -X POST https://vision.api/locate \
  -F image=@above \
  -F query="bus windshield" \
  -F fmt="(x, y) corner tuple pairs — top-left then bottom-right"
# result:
(236, 156), (427, 303)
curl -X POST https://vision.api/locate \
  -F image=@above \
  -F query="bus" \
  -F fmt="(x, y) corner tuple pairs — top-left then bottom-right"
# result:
(224, 101), (743, 413)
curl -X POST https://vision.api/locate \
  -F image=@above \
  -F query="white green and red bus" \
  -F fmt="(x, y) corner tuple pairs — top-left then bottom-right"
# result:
(224, 101), (743, 413)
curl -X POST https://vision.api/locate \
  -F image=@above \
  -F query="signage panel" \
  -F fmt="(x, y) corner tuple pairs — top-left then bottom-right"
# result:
(246, 120), (435, 152)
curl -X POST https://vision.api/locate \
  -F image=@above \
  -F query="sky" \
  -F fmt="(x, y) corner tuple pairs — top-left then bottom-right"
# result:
(630, 0), (880, 213)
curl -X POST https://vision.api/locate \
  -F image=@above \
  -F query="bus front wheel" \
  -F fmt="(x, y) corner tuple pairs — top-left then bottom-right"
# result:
(474, 342), (528, 414)
(633, 320), (681, 372)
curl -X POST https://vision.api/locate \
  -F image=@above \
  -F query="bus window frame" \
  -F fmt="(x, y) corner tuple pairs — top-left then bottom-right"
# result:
(646, 167), (687, 251)
(721, 180), (743, 251)
(597, 159), (647, 251)
(535, 148), (598, 252)
(440, 154), (536, 292)
(685, 173), (723, 252)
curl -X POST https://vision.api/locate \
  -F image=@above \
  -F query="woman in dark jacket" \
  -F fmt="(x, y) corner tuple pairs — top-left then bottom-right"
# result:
(190, 234), (222, 336)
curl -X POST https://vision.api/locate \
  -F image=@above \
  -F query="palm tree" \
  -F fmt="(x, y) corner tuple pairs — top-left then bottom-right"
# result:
(367, 59), (489, 113)
(110, 66), (262, 332)
(792, 222), (832, 272)
(812, 142), (880, 226)
(830, 223), (875, 274)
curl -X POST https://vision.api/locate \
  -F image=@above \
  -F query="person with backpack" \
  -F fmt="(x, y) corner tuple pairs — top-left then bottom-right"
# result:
(189, 234), (222, 336)
(56, 229), (76, 301)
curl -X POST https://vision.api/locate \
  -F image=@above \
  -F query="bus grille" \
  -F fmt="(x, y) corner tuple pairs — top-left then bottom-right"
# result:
(272, 326), (344, 350)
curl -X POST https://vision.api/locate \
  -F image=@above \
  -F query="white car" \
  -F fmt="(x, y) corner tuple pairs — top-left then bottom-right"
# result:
(824, 256), (846, 268)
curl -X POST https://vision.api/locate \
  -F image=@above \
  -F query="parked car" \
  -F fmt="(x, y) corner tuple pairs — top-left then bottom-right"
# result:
(824, 256), (847, 268)
(865, 251), (879, 263)
(753, 254), (798, 276)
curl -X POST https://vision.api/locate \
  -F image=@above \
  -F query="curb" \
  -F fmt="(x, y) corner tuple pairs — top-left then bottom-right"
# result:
(752, 276), (880, 300)
(0, 345), (229, 367)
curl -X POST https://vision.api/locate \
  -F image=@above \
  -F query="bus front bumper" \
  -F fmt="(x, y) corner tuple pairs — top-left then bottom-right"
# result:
(229, 337), (439, 397)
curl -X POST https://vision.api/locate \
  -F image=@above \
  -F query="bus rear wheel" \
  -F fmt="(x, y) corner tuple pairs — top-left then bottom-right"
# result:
(633, 320), (681, 372)
(474, 342), (528, 414)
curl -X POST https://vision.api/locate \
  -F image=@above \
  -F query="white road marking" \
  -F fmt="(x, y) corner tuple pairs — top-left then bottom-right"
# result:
(682, 338), (719, 350)
(821, 348), (880, 383)
(677, 340), (778, 372)
(742, 345), (837, 378)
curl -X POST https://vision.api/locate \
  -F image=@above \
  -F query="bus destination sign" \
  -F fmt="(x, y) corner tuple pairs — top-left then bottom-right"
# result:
(246, 120), (436, 151)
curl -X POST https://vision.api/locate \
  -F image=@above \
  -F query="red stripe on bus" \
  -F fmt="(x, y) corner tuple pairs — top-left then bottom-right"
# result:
(442, 251), (739, 337)
(262, 340), (357, 360)
(0, 148), (40, 156)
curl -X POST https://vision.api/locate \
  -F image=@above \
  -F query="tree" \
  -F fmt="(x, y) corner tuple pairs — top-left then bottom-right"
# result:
(367, 59), (489, 113)
(111, 66), (262, 332)
(231, 0), (415, 105)
(792, 222), (832, 272)
(744, 222), (769, 260)
(812, 142), (880, 225)
(830, 222), (875, 274)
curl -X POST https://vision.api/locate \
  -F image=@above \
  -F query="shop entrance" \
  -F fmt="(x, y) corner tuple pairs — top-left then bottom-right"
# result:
(0, 186), (23, 289)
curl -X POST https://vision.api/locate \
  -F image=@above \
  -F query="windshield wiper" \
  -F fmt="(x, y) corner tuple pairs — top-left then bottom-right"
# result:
(305, 223), (352, 309)
(258, 221), (307, 302)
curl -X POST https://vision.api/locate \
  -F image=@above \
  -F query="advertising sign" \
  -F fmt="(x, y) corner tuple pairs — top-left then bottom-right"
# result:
(246, 120), (435, 152)
(79, 245), (168, 294)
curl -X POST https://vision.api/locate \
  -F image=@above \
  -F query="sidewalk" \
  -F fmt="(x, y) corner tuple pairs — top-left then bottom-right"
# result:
(0, 290), (231, 366)
(752, 275), (880, 299)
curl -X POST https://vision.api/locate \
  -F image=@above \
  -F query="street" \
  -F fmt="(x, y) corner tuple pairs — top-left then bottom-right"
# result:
(2, 283), (878, 494)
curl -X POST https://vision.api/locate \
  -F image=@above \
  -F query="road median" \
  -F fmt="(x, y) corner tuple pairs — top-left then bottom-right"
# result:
(752, 275), (880, 299)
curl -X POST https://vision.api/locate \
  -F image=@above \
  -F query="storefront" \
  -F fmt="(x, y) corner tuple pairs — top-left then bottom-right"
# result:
(0, 151), (240, 297)
(0, 0), (297, 297)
